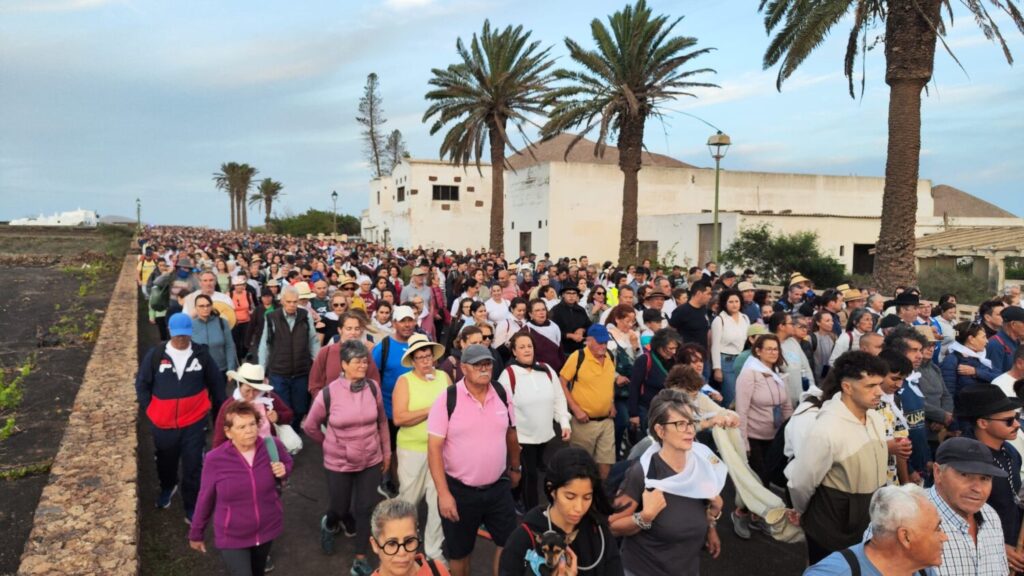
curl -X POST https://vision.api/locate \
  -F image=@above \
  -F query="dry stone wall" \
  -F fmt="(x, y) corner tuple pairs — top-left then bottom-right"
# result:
(18, 256), (139, 576)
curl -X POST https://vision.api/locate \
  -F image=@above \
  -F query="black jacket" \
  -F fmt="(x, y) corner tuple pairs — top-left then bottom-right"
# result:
(499, 506), (622, 576)
(549, 302), (591, 355)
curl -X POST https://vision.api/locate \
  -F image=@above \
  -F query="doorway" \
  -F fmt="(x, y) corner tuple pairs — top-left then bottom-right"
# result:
(519, 232), (532, 255)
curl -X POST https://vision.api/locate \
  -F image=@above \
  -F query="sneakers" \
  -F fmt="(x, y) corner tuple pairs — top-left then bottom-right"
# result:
(156, 485), (178, 509)
(377, 479), (399, 499)
(750, 515), (772, 536)
(350, 558), (373, 576)
(340, 513), (357, 538)
(731, 510), (751, 540)
(477, 524), (492, 541)
(264, 554), (275, 573)
(321, 515), (338, 555)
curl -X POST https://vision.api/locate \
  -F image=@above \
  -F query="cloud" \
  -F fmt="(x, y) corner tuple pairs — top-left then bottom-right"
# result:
(0, 0), (121, 13)
(664, 69), (841, 111)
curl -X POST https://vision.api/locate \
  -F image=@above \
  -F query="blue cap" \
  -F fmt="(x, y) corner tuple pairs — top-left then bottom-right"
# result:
(587, 324), (610, 344)
(168, 313), (193, 337)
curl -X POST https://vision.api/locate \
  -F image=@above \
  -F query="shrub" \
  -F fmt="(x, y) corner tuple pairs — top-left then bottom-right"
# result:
(720, 223), (846, 287)
(266, 209), (360, 236)
(917, 268), (993, 306)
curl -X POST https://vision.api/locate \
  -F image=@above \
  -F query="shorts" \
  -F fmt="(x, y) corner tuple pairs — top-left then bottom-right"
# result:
(441, 475), (516, 559)
(570, 417), (615, 465)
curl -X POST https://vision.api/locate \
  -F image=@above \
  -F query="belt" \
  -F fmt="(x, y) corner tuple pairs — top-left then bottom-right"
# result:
(578, 415), (610, 422)
(446, 474), (504, 492)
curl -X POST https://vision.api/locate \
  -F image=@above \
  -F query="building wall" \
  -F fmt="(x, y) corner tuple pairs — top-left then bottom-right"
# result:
(504, 163), (551, 257)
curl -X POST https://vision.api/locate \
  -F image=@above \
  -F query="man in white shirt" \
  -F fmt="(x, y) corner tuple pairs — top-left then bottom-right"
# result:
(992, 347), (1024, 399)
(182, 270), (233, 317)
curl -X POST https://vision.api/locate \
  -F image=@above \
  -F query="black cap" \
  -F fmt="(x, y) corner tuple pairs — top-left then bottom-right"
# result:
(935, 437), (1008, 478)
(559, 285), (579, 296)
(1002, 306), (1024, 323)
(879, 315), (902, 329)
(893, 292), (920, 307)
(955, 385), (1023, 420)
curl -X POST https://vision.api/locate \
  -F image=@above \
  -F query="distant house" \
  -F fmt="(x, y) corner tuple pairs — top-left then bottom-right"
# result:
(10, 209), (98, 227)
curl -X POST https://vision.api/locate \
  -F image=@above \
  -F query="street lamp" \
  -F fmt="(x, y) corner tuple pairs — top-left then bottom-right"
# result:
(707, 131), (731, 263)
(135, 197), (141, 231)
(331, 190), (338, 236)
(383, 226), (389, 251)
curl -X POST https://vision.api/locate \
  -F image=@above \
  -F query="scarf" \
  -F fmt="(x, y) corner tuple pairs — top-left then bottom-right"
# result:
(740, 354), (787, 390)
(949, 341), (992, 368)
(904, 371), (923, 397)
(349, 376), (372, 393)
(639, 441), (727, 499)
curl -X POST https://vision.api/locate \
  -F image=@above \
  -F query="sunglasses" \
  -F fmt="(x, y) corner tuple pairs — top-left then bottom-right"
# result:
(332, 303), (347, 309)
(480, 334), (493, 340)
(984, 414), (1021, 427)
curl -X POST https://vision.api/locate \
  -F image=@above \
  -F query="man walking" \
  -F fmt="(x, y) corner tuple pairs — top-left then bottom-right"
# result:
(136, 313), (226, 523)
(559, 325), (617, 479)
(550, 285), (591, 356)
(258, 285), (320, 431)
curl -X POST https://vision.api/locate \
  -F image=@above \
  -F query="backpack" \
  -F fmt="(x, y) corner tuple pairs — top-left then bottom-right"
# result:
(564, 350), (588, 392)
(445, 381), (512, 427)
(322, 378), (378, 413)
(503, 363), (553, 394)
(149, 282), (171, 312)
(839, 548), (927, 576)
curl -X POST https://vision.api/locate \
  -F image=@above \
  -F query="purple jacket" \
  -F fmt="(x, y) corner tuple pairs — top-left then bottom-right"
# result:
(302, 377), (391, 473)
(188, 437), (293, 549)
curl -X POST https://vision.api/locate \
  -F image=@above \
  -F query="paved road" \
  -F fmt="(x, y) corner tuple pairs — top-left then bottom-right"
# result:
(136, 303), (807, 575)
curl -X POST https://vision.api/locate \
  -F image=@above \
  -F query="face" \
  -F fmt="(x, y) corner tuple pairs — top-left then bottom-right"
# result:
(818, 314), (834, 333)
(755, 339), (780, 365)
(281, 292), (299, 315)
(239, 382), (262, 402)
(793, 318), (810, 340)
(342, 355), (369, 380)
(942, 306), (959, 321)
(371, 517), (420, 575)
(314, 281), (328, 299)
(904, 499), (947, 569)
(331, 297), (348, 315)
(479, 327), (494, 346)
(775, 315), (794, 338)
(881, 372), (906, 395)
(967, 329), (988, 352)
(472, 305), (488, 324)
(903, 339), (924, 369)
(693, 287), (712, 307)
(464, 360), (493, 385)
(933, 464), (993, 518)
(411, 348), (436, 371)
(375, 307), (391, 324)
(339, 318), (363, 341)
(687, 353), (705, 376)
(616, 311), (637, 331)
(394, 317), (417, 339)
(550, 478), (594, 528)
(586, 337), (607, 360)
(656, 408), (696, 451)
(843, 374), (884, 412)
(986, 306), (1005, 328)
(856, 313), (875, 333)
(200, 273), (216, 293)
(530, 304), (548, 324)
(619, 291), (635, 307)
(562, 291), (579, 305)
(195, 298), (212, 319)
(512, 337), (535, 364)
(979, 409), (1020, 442)
(225, 413), (259, 449)
(917, 303), (932, 318)
(511, 303), (527, 321)
(462, 333), (483, 348)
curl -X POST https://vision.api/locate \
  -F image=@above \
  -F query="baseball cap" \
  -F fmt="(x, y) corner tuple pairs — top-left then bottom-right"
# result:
(461, 344), (494, 365)
(736, 281), (756, 292)
(587, 324), (610, 344)
(168, 313), (193, 337)
(935, 437), (1008, 478)
(1002, 306), (1024, 324)
(392, 305), (416, 322)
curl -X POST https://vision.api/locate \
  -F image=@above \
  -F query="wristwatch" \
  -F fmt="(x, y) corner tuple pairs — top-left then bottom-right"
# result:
(632, 512), (652, 531)
(508, 465), (522, 473)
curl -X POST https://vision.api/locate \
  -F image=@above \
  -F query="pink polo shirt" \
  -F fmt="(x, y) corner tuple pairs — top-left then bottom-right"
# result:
(427, 380), (515, 487)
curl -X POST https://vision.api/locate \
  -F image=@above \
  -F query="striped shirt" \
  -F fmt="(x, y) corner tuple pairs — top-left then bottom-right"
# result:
(927, 486), (1007, 576)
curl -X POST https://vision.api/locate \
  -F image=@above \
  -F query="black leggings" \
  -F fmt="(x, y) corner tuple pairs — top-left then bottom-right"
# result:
(747, 438), (774, 487)
(221, 541), (272, 576)
(326, 466), (382, 555)
(518, 442), (548, 511)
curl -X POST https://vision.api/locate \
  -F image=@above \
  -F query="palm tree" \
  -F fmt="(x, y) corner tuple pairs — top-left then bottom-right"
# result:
(542, 0), (716, 265)
(423, 20), (555, 252)
(249, 178), (284, 230)
(212, 162), (259, 231)
(759, 0), (1022, 292)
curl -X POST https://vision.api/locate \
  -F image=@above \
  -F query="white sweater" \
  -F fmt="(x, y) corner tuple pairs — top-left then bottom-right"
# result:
(710, 312), (750, 370)
(497, 364), (570, 445)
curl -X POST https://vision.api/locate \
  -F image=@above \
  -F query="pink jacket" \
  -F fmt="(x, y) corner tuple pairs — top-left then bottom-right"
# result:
(302, 377), (391, 473)
(735, 368), (793, 450)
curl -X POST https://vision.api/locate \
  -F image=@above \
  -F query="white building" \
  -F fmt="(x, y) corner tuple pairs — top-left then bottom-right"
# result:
(10, 209), (99, 227)
(360, 158), (491, 251)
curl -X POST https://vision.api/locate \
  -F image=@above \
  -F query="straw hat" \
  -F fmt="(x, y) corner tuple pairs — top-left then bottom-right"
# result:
(914, 325), (941, 343)
(295, 281), (314, 300)
(212, 301), (237, 328)
(842, 288), (867, 302)
(226, 363), (273, 391)
(400, 334), (445, 368)
(789, 272), (811, 286)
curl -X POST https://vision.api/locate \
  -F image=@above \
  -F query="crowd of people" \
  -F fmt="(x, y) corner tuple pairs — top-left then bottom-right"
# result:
(132, 226), (1024, 576)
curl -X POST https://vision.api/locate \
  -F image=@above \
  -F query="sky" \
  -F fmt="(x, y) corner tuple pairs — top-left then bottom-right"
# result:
(1, 0), (1021, 227)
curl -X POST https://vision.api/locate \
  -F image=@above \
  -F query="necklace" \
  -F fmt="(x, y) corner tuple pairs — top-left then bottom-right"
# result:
(992, 445), (1022, 507)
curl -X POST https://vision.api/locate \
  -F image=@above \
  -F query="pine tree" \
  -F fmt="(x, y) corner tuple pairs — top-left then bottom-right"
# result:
(356, 73), (387, 178)
(384, 129), (407, 174)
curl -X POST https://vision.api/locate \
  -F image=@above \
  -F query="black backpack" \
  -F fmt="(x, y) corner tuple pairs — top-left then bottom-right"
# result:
(445, 381), (511, 427)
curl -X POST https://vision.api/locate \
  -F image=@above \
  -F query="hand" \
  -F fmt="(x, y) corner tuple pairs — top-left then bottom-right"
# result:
(944, 412), (954, 426)
(609, 404), (616, 419)
(554, 546), (578, 576)
(509, 469), (522, 489)
(887, 438), (913, 459)
(957, 364), (977, 376)
(382, 458), (391, 476)
(189, 540), (206, 553)
(572, 407), (590, 424)
(640, 488), (667, 523)
(149, 318), (156, 325)
(705, 526), (721, 559)
(709, 390), (724, 403)
(560, 427), (571, 442)
(628, 331), (639, 346)
(1007, 544), (1024, 572)
(267, 409), (279, 424)
(629, 416), (640, 430)
(615, 375), (630, 387)
(438, 491), (459, 522)
(785, 509), (801, 527)
(713, 369), (723, 383)
(270, 461), (286, 478)
(706, 496), (723, 523)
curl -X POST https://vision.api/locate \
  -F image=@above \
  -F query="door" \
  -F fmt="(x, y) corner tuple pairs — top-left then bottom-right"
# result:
(698, 224), (717, 265)
(519, 232), (532, 256)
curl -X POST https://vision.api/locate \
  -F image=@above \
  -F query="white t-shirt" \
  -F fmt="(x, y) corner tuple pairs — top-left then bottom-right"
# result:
(992, 373), (1020, 399)
(485, 298), (510, 324)
(165, 343), (193, 379)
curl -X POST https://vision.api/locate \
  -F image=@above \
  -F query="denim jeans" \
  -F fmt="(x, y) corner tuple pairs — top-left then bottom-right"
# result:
(720, 353), (738, 408)
(269, 373), (310, 432)
(614, 399), (630, 461)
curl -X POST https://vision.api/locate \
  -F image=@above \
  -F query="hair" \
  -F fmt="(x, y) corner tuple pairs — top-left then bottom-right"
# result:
(846, 308), (875, 333)
(647, 388), (699, 444)
(768, 311), (791, 334)
(543, 447), (614, 517)
(979, 299), (1005, 321)
(642, 309), (663, 325)
(370, 498), (418, 540)
(340, 338), (370, 364)
(868, 483), (929, 538)
(1014, 345), (1024, 364)
(860, 332), (883, 349)
(280, 285), (299, 299)
(649, 328), (682, 357)
(194, 293), (213, 308)
(753, 334), (787, 371)
(605, 303), (637, 327)
(954, 320), (985, 345)
(812, 310), (834, 333)
(884, 325), (928, 356)
(878, 349), (913, 377)
(664, 364), (705, 393)
(937, 302), (957, 316)
(688, 279), (711, 297)
(457, 325), (483, 348)
(618, 285), (635, 298)
(716, 289), (742, 315)
(223, 401), (261, 429)
(469, 300), (487, 317)
(677, 342), (707, 365)
(830, 350), (891, 384)
(375, 301), (393, 313)
(339, 310), (368, 329)
(508, 296), (528, 312)
(539, 285), (556, 300)
(509, 330), (534, 352)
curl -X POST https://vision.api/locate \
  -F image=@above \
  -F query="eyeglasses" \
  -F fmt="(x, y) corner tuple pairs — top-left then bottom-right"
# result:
(372, 535), (421, 556)
(332, 303), (347, 309)
(983, 414), (1021, 427)
(413, 353), (434, 362)
(480, 334), (493, 341)
(195, 304), (211, 309)
(659, 419), (696, 432)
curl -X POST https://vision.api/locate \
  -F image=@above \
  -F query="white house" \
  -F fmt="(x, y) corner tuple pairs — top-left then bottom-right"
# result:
(10, 209), (99, 227)
(360, 158), (492, 250)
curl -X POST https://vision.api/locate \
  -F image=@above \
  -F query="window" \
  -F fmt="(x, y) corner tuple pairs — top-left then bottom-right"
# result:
(377, 191), (380, 205)
(397, 187), (405, 202)
(432, 185), (459, 201)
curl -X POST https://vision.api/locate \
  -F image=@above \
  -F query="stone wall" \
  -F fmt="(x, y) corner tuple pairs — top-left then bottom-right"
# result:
(18, 256), (139, 575)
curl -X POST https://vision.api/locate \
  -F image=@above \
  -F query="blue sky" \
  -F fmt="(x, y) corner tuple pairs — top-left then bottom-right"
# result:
(1, 0), (1021, 226)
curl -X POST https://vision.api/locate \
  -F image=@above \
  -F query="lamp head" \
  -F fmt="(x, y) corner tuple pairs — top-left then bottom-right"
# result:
(707, 131), (731, 160)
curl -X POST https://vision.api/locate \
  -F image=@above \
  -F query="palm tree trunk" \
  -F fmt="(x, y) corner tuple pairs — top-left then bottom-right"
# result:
(488, 121), (506, 253)
(229, 192), (236, 231)
(873, 0), (941, 293)
(265, 198), (272, 231)
(616, 116), (645, 266)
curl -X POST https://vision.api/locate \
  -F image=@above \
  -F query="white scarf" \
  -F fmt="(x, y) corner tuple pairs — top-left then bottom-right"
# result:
(949, 341), (992, 368)
(232, 386), (275, 408)
(904, 371), (923, 397)
(639, 441), (727, 499)
(881, 393), (909, 429)
(741, 355), (787, 390)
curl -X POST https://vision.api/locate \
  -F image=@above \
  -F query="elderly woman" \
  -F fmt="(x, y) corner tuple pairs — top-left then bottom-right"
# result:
(526, 298), (564, 370)
(303, 340), (391, 576)
(586, 284), (610, 323)
(391, 335), (450, 562)
(189, 403), (292, 576)
(610, 389), (726, 576)
(213, 363), (293, 448)
(369, 499), (450, 576)
(192, 293), (239, 378)
(941, 320), (999, 400)
(497, 332), (571, 512)
(309, 310), (382, 401)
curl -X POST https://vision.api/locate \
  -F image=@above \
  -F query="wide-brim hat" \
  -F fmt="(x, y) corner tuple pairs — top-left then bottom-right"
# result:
(212, 301), (237, 328)
(295, 281), (314, 300)
(559, 285), (580, 296)
(231, 275), (247, 286)
(400, 334), (445, 368)
(893, 292), (920, 307)
(643, 290), (668, 301)
(914, 325), (941, 343)
(226, 363), (272, 391)
(339, 275), (359, 289)
(789, 272), (811, 286)
(842, 288), (867, 302)
(955, 385), (1023, 421)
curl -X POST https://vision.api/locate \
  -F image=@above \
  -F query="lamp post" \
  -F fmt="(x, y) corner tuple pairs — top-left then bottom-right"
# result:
(135, 197), (141, 231)
(707, 131), (731, 263)
(331, 190), (338, 236)
(383, 226), (389, 251)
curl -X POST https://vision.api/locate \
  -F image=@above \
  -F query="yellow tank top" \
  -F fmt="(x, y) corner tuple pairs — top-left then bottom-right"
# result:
(396, 369), (449, 453)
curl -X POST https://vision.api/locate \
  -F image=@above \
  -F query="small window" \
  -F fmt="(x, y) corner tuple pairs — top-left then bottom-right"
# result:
(432, 185), (459, 201)
(397, 187), (405, 202)
(839, 245), (845, 256)
(377, 191), (380, 205)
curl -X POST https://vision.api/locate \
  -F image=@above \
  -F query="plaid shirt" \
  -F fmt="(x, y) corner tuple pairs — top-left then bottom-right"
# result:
(928, 487), (1008, 576)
